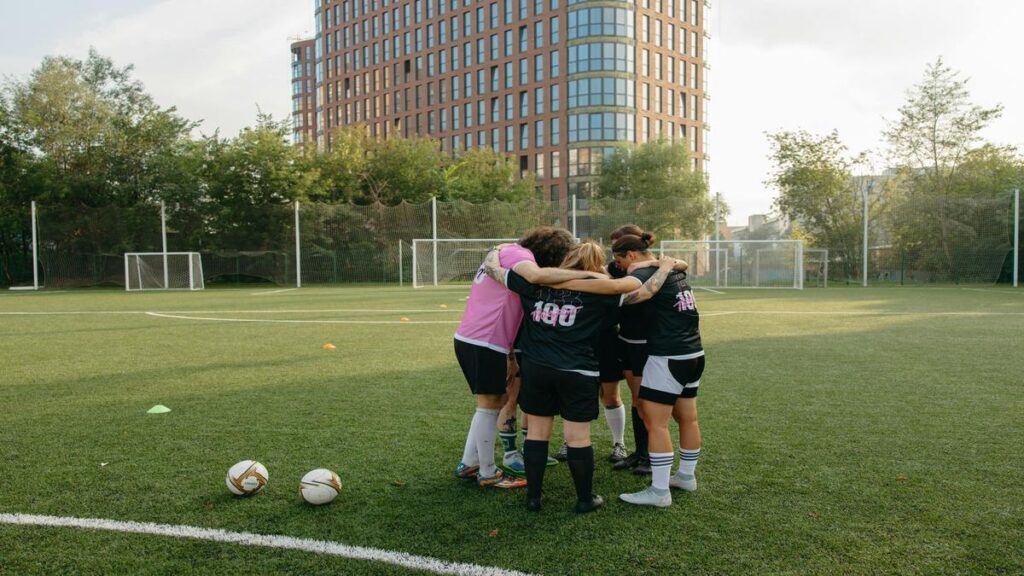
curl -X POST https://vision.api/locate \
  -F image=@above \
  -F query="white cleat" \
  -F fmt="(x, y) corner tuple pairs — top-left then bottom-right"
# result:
(669, 473), (697, 492)
(619, 486), (672, 508)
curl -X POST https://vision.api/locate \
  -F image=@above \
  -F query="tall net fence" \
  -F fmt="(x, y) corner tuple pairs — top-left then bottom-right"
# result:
(4, 190), (1019, 289)
(866, 192), (1017, 285)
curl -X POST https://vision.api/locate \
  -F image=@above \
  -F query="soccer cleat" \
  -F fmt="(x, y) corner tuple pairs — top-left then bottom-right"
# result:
(669, 472), (697, 492)
(478, 468), (527, 489)
(608, 443), (628, 463)
(526, 497), (542, 512)
(612, 452), (642, 471)
(619, 486), (672, 508)
(552, 442), (569, 462)
(631, 457), (652, 475)
(546, 455), (559, 467)
(574, 494), (605, 514)
(500, 451), (526, 477)
(454, 463), (480, 480)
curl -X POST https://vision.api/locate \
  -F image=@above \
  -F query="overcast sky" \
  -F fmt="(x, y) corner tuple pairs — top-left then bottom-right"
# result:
(2, 0), (1021, 225)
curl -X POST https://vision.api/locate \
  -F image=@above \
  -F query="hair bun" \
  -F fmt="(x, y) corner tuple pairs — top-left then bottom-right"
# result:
(640, 232), (655, 248)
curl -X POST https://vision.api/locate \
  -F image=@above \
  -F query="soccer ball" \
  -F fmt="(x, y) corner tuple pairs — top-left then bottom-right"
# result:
(225, 460), (268, 496)
(299, 468), (342, 505)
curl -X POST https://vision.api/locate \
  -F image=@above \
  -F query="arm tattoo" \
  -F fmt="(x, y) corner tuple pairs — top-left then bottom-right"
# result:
(623, 267), (671, 304)
(483, 262), (506, 284)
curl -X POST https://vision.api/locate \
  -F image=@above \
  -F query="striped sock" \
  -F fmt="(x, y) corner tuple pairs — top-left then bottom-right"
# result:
(678, 448), (700, 477)
(650, 451), (674, 491)
(499, 431), (518, 456)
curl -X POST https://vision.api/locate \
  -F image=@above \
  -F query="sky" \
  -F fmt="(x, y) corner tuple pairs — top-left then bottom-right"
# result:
(1, 0), (1022, 225)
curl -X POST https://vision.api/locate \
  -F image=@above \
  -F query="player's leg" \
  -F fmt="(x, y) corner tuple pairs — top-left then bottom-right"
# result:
(498, 354), (524, 475)
(620, 356), (679, 507)
(561, 372), (604, 514)
(600, 382), (626, 462)
(613, 370), (650, 473)
(519, 358), (559, 510)
(668, 356), (704, 491)
(454, 339), (483, 479)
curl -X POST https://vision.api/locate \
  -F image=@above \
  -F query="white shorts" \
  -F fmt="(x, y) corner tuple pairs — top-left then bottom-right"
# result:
(640, 352), (705, 404)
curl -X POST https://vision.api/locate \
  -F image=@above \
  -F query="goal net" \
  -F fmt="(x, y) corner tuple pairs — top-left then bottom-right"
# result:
(124, 252), (205, 291)
(412, 239), (516, 288)
(659, 240), (805, 289)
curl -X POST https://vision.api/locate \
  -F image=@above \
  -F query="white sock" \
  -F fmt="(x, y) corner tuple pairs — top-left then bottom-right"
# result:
(677, 448), (700, 477)
(473, 408), (501, 477)
(650, 451), (673, 491)
(604, 404), (626, 445)
(461, 420), (479, 467)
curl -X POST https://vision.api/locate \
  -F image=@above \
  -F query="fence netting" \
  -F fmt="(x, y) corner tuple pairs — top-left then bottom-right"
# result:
(4, 191), (1019, 288)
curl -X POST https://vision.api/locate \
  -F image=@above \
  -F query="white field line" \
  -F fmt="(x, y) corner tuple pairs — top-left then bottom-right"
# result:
(251, 288), (299, 296)
(0, 308), (462, 316)
(0, 513), (535, 576)
(697, 287), (725, 294)
(146, 312), (461, 325)
(961, 288), (1023, 295)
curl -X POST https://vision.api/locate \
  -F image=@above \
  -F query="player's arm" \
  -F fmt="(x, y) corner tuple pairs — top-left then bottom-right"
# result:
(622, 256), (677, 305)
(513, 260), (607, 284)
(482, 248), (510, 287)
(552, 276), (641, 295)
(629, 258), (688, 274)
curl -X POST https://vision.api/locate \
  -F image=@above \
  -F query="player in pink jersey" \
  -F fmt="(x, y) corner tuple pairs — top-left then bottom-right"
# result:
(454, 227), (599, 488)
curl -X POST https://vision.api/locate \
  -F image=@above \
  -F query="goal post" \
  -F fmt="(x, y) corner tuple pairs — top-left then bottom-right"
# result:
(125, 252), (205, 291)
(411, 239), (516, 288)
(659, 240), (805, 289)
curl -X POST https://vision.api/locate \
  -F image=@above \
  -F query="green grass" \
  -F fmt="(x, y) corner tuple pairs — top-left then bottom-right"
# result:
(1, 286), (1022, 575)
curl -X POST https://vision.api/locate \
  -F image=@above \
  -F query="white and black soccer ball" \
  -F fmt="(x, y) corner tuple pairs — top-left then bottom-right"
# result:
(299, 468), (342, 505)
(225, 460), (268, 496)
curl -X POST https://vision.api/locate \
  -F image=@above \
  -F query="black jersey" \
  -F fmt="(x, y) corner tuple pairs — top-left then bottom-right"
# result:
(608, 261), (628, 279)
(641, 268), (703, 357)
(506, 269), (623, 373)
(618, 265), (655, 342)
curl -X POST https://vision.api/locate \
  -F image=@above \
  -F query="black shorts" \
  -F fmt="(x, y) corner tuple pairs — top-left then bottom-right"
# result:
(519, 359), (600, 422)
(454, 338), (507, 396)
(597, 328), (624, 383)
(620, 339), (649, 376)
(639, 354), (705, 405)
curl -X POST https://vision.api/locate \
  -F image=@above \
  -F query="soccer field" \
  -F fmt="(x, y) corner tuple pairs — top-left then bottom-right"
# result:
(1, 286), (1022, 575)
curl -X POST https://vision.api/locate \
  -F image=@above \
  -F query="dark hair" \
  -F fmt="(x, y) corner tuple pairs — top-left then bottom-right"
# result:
(611, 233), (656, 255)
(519, 227), (576, 268)
(610, 224), (645, 242)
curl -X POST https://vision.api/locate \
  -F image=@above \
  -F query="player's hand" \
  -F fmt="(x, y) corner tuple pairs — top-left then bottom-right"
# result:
(658, 255), (678, 270)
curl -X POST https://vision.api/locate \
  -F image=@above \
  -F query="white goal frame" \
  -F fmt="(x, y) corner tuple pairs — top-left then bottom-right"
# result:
(124, 252), (205, 291)
(660, 239), (805, 289)
(411, 238), (516, 288)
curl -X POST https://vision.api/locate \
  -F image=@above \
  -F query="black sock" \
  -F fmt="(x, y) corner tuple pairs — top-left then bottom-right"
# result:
(566, 445), (595, 502)
(631, 407), (649, 458)
(523, 439), (549, 501)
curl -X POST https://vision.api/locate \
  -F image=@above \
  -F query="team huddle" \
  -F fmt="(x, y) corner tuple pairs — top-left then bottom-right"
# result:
(452, 225), (705, 513)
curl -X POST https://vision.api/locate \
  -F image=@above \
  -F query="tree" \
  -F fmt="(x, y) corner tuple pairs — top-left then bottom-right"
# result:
(882, 58), (1009, 282)
(442, 147), (535, 203)
(594, 139), (712, 240)
(363, 136), (444, 204)
(766, 130), (867, 280)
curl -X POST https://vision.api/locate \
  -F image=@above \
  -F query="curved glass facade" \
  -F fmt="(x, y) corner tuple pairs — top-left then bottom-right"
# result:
(568, 112), (636, 142)
(568, 43), (634, 74)
(568, 78), (635, 108)
(567, 8), (634, 39)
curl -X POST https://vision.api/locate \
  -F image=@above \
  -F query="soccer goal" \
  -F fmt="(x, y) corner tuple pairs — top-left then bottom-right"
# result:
(124, 252), (205, 291)
(659, 240), (805, 289)
(411, 239), (515, 288)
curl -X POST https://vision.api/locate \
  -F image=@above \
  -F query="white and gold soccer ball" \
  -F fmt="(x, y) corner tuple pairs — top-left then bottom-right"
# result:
(225, 460), (268, 496)
(299, 468), (342, 505)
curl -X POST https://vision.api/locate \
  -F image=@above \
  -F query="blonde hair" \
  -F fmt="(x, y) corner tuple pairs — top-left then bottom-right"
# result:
(560, 241), (606, 273)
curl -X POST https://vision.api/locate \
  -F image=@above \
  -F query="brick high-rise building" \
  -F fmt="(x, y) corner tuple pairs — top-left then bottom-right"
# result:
(293, 0), (709, 204)
(291, 38), (318, 147)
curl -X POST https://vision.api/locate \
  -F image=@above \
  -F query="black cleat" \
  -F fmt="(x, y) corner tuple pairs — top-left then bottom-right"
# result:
(631, 458), (652, 475)
(612, 452), (642, 471)
(574, 494), (605, 514)
(526, 497), (542, 512)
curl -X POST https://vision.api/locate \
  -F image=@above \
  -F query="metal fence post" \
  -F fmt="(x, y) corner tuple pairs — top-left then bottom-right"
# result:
(862, 181), (871, 287)
(432, 196), (438, 287)
(294, 201), (302, 288)
(161, 201), (169, 289)
(31, 201), (39, 290)
(1014, 188), (1020, 288)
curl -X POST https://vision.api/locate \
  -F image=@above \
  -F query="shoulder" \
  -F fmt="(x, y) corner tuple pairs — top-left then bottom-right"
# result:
(629, 266), (657, 281)
(499, 244), (536, 268)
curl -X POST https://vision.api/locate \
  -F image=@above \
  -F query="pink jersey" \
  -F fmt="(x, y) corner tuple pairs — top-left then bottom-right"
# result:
(454, 244), (535, 353)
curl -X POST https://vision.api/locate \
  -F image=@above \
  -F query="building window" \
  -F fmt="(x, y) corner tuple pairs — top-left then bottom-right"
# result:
(551, 117), (560, 145)
(550, 49), (560, 77)
(536, 153), (546, 179)
(535, 87), (545, 114)
(535, 119), (545, 147)
(551, 83), (560, 111)
(551, 151), (560, 178)
(534, 21), (545, 48)
(550, 16), (560, 45)
(520, 123), (529, 149)
(534, 54), (544, 82)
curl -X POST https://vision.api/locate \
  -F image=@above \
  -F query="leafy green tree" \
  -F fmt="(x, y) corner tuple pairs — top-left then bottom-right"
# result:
(766, 130), (867, 280)
(882, 58), (1010, 282)
(309, 124), (372, 203)
(594, 139), (712, 240)
(442, 147), (535, 203)
(364, 136), (444, 204)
